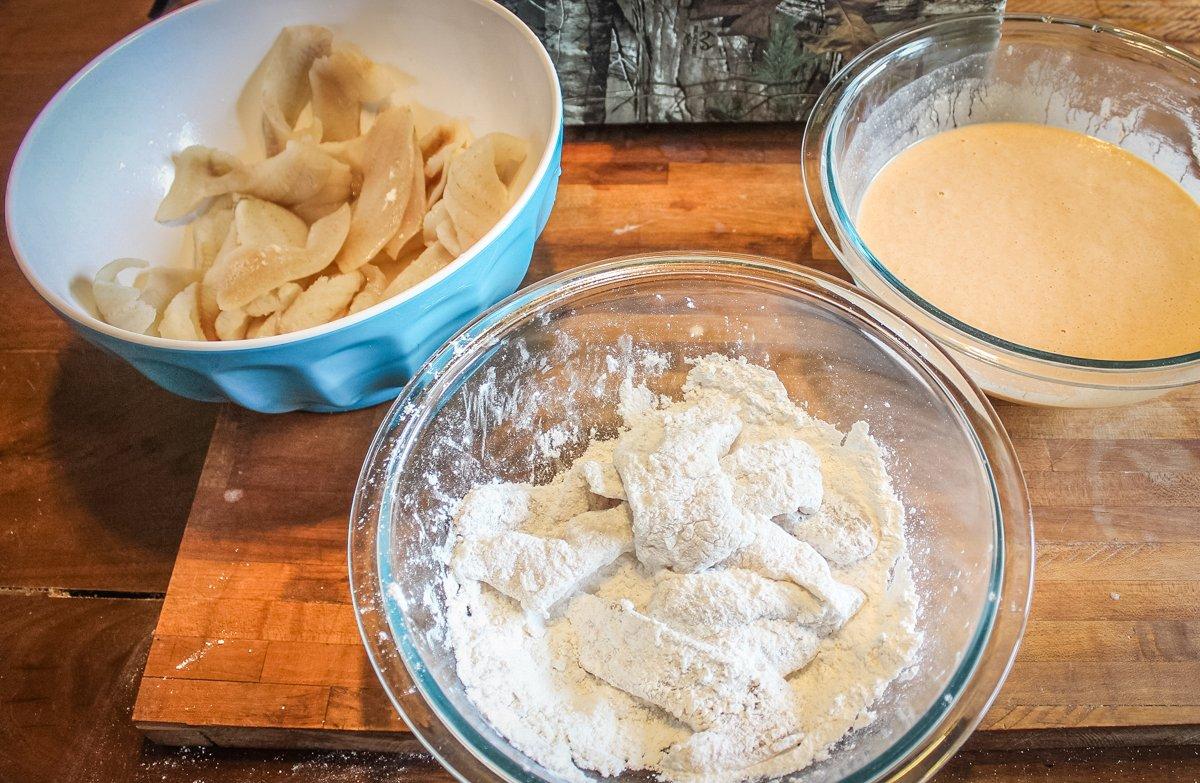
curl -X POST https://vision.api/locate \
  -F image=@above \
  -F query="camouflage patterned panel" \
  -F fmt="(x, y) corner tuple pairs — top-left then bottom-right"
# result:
(499, 0), (1003, 124)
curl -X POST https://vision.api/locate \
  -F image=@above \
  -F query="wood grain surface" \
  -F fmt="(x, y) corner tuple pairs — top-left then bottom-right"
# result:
(1, 0), (1199, 781)
(133, 131), (1200, 750)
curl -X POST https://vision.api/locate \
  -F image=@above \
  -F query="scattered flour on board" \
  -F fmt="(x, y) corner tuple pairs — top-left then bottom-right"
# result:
(441, 354), (922, 783)
(174, 638), (225, 670)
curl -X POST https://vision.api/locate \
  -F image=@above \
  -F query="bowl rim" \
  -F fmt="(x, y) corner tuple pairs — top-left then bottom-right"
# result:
(804, 11), (1200, 372)
(4, 0), (563, 353)
(349, 252), (1034, 783)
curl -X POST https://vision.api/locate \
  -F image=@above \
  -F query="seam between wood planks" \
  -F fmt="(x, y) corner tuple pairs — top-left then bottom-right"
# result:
(0, 585), (165, 600)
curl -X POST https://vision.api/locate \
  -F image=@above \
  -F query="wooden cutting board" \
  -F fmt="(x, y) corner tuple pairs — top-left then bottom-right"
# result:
(132, 125), (1200, 751)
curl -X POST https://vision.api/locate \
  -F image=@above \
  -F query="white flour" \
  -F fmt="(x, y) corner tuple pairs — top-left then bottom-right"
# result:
(443, 354), (921, 783)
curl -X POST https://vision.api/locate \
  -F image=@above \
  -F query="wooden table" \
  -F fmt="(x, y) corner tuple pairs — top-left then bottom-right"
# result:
(2, 1), (1200, 781)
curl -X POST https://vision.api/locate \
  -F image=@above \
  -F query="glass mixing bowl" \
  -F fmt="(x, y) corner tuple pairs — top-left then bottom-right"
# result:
(350, 253), (1033, 783)
(803, 13), (1200, 408)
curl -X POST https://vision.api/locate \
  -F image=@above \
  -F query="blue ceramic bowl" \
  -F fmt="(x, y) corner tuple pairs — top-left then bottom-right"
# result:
(6, 0), (562, 413)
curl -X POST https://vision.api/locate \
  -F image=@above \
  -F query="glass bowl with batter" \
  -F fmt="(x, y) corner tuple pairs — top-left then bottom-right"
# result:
(803, 13), (1200, 407)
(350, 254), (1033, 783)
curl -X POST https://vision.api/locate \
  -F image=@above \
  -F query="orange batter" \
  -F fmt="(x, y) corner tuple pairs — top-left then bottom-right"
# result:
(856, 122), (1200, 360)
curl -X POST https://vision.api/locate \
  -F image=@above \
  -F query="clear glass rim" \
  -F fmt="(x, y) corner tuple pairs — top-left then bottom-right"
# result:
(807, 12), (1200, 372)
(349, 252), (1034, 783)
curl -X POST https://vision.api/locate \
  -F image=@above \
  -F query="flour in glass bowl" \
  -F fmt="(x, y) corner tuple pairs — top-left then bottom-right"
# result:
(443, 353), (921, 783)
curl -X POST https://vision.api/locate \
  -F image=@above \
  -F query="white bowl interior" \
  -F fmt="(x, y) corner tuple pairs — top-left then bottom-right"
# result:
(8, 0), (557, 332)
